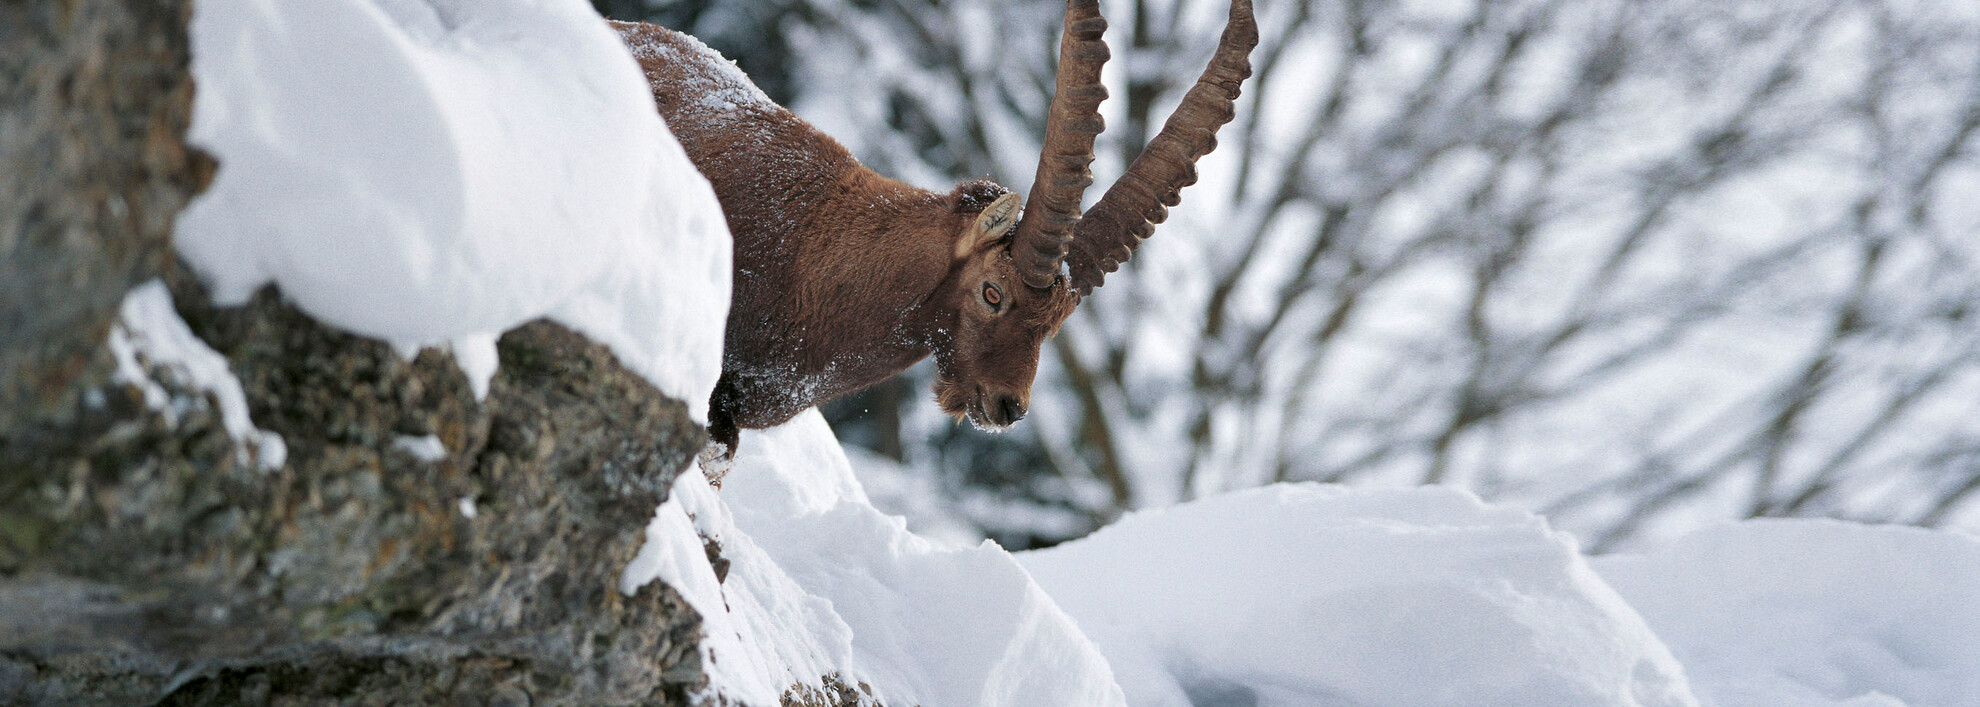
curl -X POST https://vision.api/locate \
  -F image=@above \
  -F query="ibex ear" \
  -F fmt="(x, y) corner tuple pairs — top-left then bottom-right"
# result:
(954, 192), (1022, 260)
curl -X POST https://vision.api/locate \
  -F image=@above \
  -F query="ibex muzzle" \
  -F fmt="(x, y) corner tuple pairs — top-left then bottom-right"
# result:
(614, 0), (1257, 452)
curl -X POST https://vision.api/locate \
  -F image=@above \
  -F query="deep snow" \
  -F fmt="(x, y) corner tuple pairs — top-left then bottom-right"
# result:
(1598, 521), (1980, 707)
(630, 407), (1980, 707)
(176, 0), (729, 419)
(1021, 484), (1697, 707)
(623, 411), (1127, 706)
(167, 1), (1980, 705)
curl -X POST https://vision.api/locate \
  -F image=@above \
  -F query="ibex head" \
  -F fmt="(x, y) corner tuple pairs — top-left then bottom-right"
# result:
(926, 0), (1257, 431)
(929, 184), (1079, 430)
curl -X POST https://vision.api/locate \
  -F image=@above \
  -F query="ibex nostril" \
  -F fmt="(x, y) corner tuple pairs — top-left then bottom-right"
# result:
(997, 396), (1025, 424)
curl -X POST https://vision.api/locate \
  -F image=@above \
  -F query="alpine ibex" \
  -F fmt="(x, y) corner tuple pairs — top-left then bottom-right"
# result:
(612, 0), (1256, 451)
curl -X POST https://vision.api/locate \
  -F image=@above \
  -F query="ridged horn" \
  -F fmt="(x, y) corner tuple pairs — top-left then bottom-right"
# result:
(1066, 0), (1257, 294)
(1011, 0), (1111, 290)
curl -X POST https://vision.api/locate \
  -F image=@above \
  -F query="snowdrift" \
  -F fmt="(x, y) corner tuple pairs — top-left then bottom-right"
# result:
(1021, 485), (1695, 707)
(613, 406), (1980, 707)
(625, 411), (1126, 706)
(169, 1), (1980, 705)
(665, 414), (1980, 707)
(1598, 521), (1980, 707)
(177, 0), (729, 417)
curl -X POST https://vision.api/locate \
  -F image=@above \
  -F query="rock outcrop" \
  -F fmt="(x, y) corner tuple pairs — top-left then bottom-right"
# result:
(0, 1), (723, 704)
(0, 0), (201, 432)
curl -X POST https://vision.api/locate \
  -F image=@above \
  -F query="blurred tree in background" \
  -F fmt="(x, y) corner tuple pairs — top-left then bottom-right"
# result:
(601, 0), (1980, 551)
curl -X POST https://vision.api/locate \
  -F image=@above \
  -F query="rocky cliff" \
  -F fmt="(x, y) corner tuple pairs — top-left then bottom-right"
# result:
(0, 2), (739, 704)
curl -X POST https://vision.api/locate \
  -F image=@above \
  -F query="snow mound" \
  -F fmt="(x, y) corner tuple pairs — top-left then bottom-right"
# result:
(623, 467), (853, 705)
(1021, 483), (1700, 707)
(626, 410), (1125, 706)
(1596, 520), (1980, 707)
(177, 0), (728, 419)
(842, 444), (985, 548)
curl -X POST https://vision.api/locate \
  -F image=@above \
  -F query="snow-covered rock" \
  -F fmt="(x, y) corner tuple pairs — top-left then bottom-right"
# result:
(110, 280), (287, 469)
(176, 0), (728, 419)
(1021, 483), (1700, 707)
(1596, 520), (1980, 707)
(624, 458), (855, 705)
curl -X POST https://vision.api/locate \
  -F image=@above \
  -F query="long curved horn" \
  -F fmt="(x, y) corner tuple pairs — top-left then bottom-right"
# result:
(1066, 0), (1257, 294)
(1011, 0), (1111, 290)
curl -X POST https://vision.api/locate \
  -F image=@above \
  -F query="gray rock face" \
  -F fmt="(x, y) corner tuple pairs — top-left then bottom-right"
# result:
(0, 0), (207, 433)
(0, 0), (746, 704)
(2, 270), (716, 707)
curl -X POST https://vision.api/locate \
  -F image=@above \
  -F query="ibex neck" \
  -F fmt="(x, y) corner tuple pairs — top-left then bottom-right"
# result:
(713, 155), (961, 427)
(812, 168), (961, 347)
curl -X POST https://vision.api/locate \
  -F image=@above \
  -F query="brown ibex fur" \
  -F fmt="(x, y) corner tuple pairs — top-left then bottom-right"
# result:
(611, 1), (1255, 452)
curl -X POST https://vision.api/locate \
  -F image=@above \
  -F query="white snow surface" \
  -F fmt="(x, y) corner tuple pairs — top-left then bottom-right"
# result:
(621, 408), (1980, 707)
(624, 410), (1126, 706)
(843, 444), (986, 548)
(1022, 483), (1700, 707)
(1597, 520), (1980, 707)
(176, 0), (729, 420)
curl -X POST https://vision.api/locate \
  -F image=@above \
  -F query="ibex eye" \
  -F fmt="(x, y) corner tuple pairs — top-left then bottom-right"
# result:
(982, 283), (1003, 310)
